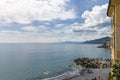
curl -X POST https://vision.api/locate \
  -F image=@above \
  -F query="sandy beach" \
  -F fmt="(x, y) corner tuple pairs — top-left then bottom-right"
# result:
(71, 68), (110, 80)
(43, 58), (111, 80)
(43, 68), (110, 80)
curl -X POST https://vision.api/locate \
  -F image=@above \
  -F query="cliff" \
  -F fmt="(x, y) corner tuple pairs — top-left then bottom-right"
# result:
(97, 40), (111, 48)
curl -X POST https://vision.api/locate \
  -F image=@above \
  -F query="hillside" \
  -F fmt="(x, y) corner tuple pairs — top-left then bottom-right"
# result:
(82, 37), (111, 44)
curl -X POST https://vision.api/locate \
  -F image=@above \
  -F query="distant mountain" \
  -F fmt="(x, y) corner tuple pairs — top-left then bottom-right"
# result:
(82, 37), (111, 44)
(52, 37), (111, 44)
(53, 41), (81, 44)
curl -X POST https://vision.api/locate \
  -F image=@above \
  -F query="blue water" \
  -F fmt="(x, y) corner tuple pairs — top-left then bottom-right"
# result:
(0, 43), (111, 80)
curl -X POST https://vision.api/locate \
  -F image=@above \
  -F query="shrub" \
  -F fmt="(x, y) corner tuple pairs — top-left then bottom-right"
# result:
(109, 60), (120, 80)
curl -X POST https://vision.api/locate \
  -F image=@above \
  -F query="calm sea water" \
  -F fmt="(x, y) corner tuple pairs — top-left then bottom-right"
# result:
(0, 43), (111, 80)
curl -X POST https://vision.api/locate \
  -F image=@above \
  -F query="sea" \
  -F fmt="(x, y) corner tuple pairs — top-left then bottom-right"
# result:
(0, 43), (111, 80)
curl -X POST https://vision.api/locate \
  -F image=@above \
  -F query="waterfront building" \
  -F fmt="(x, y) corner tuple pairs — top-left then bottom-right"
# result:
(107, 0), (120, 63)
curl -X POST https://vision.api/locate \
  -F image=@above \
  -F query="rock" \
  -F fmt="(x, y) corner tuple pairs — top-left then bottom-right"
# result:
(97, 40), (111, 48)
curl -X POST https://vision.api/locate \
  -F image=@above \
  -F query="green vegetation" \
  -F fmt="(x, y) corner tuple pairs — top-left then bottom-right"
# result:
(108, 75), (114, 80)
(108, 60), (120, 80)
(112, 60), (120, 80)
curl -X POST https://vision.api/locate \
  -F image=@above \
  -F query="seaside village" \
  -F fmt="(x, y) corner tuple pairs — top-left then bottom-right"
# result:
(50, 0), (120, 80)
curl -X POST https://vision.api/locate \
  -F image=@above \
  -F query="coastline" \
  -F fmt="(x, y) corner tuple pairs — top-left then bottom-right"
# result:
(43, 68), (110, 80)
(43, 58), (111, 80)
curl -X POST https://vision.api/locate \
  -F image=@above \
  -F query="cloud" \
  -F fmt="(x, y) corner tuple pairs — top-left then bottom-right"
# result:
(22, 26), (39, 32)
(71, 4), (111, 36)
(0, 0), (76, 24)
(97, 27), (111, 35)
(0, 30), (23, 39)
(56, 24), (65, 28)
(39, 26), (51, 31)
(73, 28), (97, 35)
(0, 30), (20, 33)
(0, 3), (111, 43)
(81, 4), (110, 28)
(0, 29), (69, 43)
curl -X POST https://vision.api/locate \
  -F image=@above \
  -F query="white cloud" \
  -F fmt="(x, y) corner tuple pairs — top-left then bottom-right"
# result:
(55, 3), (111, 41)
(97, 27), (111, 35)
(70, 4), (111, 36)
(0, 0), (76, 24)
(22, 26), (39, 32)
(81, 4), (110, 28)
(0, 29), (69, 43)
(0, 30), (20, 34)
(0, 3), (111, 43)
(39, 26), (51, 31)
(56, 24), (64, 28)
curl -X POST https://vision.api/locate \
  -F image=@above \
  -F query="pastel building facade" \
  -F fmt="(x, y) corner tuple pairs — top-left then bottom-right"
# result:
(107, 0), (120, 63)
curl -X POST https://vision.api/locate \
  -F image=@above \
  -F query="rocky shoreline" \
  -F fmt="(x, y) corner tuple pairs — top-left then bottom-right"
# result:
(74, 57), (111, 68)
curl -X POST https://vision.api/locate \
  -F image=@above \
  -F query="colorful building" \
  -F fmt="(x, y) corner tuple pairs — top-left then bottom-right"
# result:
(107, 0), (120, 63)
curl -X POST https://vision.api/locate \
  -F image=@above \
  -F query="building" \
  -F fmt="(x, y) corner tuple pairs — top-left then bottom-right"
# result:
(105, 40), (111, 48)
(107, 0), (120, 63)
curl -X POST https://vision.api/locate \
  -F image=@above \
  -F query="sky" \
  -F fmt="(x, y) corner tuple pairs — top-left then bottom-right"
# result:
(0, 0), (111, 43)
